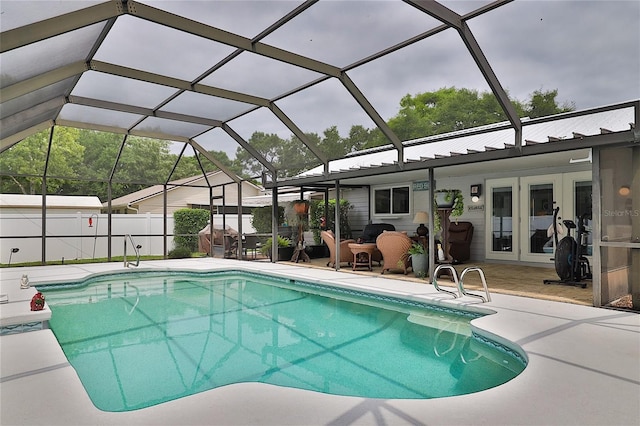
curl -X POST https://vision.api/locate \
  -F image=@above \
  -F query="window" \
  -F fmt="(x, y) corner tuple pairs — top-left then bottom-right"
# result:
(374, 185), (410, 215)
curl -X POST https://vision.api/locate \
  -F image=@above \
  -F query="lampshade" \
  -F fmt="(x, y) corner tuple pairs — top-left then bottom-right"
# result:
(413, 211), (429, 224)
(413, 211), (429, 237)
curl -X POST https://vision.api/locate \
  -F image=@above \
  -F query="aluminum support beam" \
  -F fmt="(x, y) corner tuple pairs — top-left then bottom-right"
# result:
(189, 139), (242, 184)
(1, 121), (54, 153)
(128, 1), (340, 78)
(339, 72), (404, 162)
(1, 61), (88, 102)
(0, 1), (123, 53)
(405, 0), (522, 147)
(222, 124), (276, 175)
(1, 97), (65, 141)
(266, 129), (637, 188)
(269, 103), (328, 165)
(90, 60), (271, 107)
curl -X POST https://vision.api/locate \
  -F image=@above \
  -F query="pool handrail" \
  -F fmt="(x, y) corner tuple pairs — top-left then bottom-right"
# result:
(432, 264), (460, 298)
(432, 264), (491, 302)
(124, 234), (142, 268)
(459, 267), (492, 302)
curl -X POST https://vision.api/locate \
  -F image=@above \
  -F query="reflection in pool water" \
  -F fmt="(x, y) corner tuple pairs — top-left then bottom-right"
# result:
(41, 271), (526, 412)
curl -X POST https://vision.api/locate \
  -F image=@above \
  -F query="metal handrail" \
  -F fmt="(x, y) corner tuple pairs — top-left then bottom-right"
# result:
(125, 283), (140, 315)
(432, 264), (460, 298)
(459, 267), (492, 302)
(124, 234), (142, 268)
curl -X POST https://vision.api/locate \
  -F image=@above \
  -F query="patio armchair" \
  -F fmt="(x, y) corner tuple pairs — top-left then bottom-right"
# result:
(448, 221), (474, 262)
(321, 230), (355, 268)
(376, 231), (413, 275)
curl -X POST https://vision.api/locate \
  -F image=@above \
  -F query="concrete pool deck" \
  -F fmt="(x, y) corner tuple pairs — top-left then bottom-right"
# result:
(1, 258), (638, 425)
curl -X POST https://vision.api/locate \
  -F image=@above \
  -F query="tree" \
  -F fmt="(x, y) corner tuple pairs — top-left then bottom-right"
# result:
(526, 89), (574, 118)
(346, 125), (379, 151)
(386, 87), (528, 141)
(0, 127), (83, 194)
(233, 132), (286, 178)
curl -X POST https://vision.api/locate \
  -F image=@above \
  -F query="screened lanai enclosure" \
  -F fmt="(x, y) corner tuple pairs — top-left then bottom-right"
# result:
(1, 1), (638, 308)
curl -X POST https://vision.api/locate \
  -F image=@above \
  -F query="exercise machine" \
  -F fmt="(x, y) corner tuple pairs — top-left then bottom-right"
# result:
(543, 206), (591, 288)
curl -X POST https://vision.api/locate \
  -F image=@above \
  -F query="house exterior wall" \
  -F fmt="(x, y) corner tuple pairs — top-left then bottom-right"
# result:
(343, 161), (593, 264)
(134, 181), (261, 214)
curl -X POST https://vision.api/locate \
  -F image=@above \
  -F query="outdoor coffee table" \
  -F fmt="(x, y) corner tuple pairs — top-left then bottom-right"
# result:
(348, 243), (377, 271)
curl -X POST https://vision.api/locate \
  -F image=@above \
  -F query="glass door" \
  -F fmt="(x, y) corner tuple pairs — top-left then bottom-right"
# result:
(520, 174), (561, 262)
(486, 178), (518, 261)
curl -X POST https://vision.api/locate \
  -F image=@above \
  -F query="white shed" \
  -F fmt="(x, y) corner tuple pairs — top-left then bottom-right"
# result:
(0, 194), (103, 215)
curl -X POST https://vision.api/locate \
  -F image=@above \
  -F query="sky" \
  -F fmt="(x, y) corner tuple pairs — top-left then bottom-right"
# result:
(190, 0), (640, 158)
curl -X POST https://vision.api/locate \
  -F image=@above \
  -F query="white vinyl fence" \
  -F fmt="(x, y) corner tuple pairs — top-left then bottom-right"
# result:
(0, 213), (255, 264)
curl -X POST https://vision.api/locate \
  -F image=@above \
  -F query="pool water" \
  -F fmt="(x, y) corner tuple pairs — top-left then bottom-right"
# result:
(41, 271), (525, 412)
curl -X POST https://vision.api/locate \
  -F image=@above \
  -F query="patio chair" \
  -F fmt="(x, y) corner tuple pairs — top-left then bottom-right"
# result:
(321, 230), (355, 268)
(448, 221), (474, 262)
(224, 234), (238, 259)
(376, 231), (413, 275)
(243, 234), (261, 260)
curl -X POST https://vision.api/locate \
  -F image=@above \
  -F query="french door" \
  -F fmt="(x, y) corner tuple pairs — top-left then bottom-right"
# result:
(486, 172), (591, 263)
(486, 178), (519, 261)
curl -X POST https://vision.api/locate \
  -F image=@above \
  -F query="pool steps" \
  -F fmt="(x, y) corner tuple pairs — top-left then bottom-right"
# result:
(433, 265), (491, 302)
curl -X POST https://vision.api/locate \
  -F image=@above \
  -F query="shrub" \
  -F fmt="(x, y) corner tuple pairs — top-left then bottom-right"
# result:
(168, 246), (192, 259)
(310, 199), (353, 244)
(250, 206), (285, 233)
(173, 208), (209, 252)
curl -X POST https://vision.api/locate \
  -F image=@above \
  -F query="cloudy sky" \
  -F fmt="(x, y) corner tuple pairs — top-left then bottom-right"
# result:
(183, 0), (639, 158)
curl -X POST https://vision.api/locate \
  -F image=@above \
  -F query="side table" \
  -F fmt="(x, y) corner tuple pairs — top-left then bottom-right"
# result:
(348, 243), (377, 271)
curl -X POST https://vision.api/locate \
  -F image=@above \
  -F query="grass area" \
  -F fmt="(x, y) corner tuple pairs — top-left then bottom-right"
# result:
(1, 253), (208, 268)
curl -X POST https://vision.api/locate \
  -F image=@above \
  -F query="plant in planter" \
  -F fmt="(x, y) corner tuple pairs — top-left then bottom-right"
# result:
(292, 200), (310, 215)
(309, 199), (353, 244)
(407, 243), (428, 278)
(433, 189), (464, 232)
(261, 235), (293, 261)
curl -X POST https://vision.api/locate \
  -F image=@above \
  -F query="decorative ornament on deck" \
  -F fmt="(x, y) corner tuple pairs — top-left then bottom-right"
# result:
(20, 274), (30, 289)
(30, 292), (45, 311)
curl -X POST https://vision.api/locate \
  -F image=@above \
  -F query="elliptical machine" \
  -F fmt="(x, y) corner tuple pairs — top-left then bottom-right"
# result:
(543, 205), (592, 288)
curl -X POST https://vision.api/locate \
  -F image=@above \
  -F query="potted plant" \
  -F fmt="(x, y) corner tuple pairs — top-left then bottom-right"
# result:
(434, 189), (464, 231)
(292, 200), (310, 215)
(407, 243), (428, 278)
(261, 235), (293, 261)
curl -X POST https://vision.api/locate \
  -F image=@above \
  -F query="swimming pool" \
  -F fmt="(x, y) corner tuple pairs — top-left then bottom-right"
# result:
(40, 270), (526, 412)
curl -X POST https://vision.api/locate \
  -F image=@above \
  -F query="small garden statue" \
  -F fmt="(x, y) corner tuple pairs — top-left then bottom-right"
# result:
(20, 274), (30, 289)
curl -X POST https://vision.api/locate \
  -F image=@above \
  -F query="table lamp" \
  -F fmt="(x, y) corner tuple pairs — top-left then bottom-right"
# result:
(413, 211), (429, 236)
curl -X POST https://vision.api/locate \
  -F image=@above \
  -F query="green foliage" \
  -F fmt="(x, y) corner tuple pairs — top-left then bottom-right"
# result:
(310, 199), (353, 243)
(260, 235), (292, 254)
(434, 189), (464, 232)
(408, 243), (426, 255)
(250, 205), (285, 233)
(526, 89), (574, 118)
(435, 189), (464, 217)
(388, 87), (525, 141)
(385, 87), (574, 143)
(0, 127), (84, 194)
(168, 246), (192, 259)
(173, 208), (209, 252)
